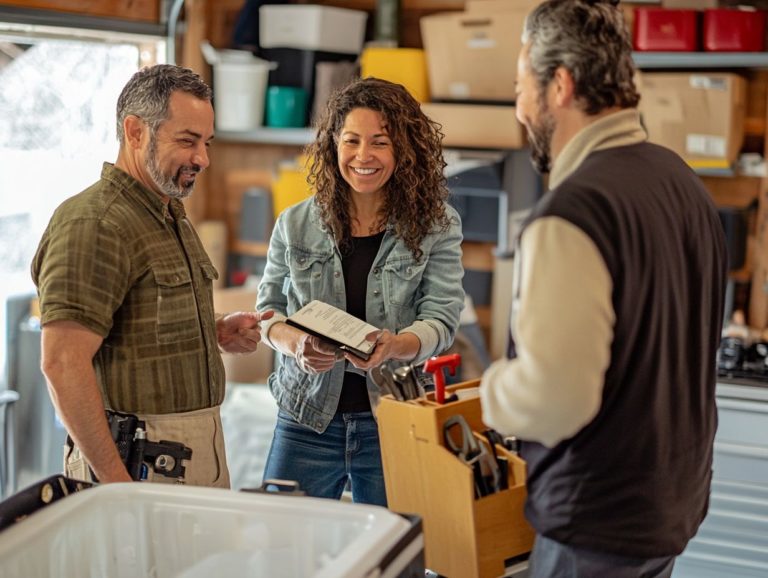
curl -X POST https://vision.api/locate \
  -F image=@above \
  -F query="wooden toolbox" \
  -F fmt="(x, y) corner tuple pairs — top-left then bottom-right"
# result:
(377, 379), (535, 578)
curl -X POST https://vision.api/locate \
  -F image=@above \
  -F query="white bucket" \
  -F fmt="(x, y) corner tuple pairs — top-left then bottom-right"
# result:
(201, 41), (275, 132)
(213, 60), (271, 131)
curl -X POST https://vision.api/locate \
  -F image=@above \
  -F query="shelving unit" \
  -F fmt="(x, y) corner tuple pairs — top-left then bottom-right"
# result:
(202, 6), (768, 330)
(633, 52), (768, 69)
(233, 240), (269, 258)
(633, 51), (768, 328)
(216, 127), (315, 146)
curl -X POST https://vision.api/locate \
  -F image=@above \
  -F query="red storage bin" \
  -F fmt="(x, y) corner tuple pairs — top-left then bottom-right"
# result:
(704, 9), (766, 52)
(634, 8), (699, 52)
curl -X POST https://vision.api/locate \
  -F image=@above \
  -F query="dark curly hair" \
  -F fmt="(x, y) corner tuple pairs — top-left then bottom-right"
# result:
(305, 77), (450, 261)
(524, 0), (640, 115)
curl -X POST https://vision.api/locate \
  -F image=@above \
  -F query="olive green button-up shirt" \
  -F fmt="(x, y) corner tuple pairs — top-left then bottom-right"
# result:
(31, 163), (225, 413)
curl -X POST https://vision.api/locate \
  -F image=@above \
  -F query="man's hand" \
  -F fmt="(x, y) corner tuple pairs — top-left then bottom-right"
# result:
(216, 310), (274, 354)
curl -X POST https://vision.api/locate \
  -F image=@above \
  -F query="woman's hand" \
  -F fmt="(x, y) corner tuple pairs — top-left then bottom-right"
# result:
(295, 334), (340, 374)
(344, 330), (420, 371)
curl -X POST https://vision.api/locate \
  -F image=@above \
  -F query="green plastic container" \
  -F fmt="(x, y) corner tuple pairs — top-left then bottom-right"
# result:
(265, 86), (308, 128)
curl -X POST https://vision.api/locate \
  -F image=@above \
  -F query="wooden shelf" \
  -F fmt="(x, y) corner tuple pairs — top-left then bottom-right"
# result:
(0, 3), (163, 29)
(745, 116), (766, 138)
(233, 240), (269, 257)
(216, 127), (315, 146)
(314, 0), (464, 10)
(461, 241), (496, 272)
(633, 52), (768, 69)
(730, 267), (753, 284)
(700, 175), (762, 208)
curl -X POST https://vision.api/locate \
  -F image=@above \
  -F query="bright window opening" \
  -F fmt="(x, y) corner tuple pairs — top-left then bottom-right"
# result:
(0, 26), (164, 386)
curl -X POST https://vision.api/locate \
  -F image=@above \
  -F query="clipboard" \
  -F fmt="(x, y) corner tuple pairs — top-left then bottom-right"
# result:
(285, 300), (379, 361)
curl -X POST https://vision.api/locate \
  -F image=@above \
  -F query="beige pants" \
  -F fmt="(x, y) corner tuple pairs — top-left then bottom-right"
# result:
(65, 405), (230, 488)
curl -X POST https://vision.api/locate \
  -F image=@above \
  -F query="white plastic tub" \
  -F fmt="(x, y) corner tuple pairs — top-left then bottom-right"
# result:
(0, 481), (423, 578)
(213, 60), (272, 131)
(201, 42), (275, 131)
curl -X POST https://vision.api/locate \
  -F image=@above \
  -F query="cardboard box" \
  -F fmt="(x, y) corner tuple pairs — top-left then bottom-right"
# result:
(465, 0), (534, 13)
(422, 103), (525, 149)
(751, 186), (768, 298)
(420, 3), (536, 101)
(213, 287), (274, 384)
(639, 73), (747, 165)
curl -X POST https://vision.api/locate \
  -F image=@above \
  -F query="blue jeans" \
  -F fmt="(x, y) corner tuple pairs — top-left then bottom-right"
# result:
(530, 534), (676, 578)
(262, 409), (388, 506)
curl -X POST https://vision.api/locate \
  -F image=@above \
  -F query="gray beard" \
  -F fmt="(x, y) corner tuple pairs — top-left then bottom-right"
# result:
(527, 108), (556, 175)
(146, 135), (198, 200)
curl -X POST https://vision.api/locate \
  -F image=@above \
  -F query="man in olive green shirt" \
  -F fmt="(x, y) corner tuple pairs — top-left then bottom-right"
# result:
(31, 65), (272, 487)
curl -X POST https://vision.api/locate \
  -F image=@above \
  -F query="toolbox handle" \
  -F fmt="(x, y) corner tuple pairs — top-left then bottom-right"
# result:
(242, 478), (306, 496)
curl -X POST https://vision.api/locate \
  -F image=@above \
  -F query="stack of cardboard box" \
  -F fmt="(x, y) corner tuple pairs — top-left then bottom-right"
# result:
(419, 0), (537, 149)
(638, 72), (747, 170)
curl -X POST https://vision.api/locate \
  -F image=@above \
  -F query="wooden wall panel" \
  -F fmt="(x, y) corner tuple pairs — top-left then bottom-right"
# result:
(0, 0), (161, 22)
(205, 0), (246, 49)
(196, 140), (305, 241)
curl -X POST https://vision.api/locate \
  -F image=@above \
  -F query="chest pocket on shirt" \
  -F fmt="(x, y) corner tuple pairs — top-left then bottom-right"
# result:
(153, 265), (200, 344)
(383, 258), (427, 308)
(285, 249), (330, 303)
(199, 260), (219, 285)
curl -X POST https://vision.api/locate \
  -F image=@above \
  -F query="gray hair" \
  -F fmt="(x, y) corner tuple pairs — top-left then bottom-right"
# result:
(115, 64), (212, 144)
(523, 0), (640, 115)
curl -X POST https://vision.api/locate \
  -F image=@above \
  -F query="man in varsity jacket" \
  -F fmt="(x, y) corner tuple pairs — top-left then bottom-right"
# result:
(479, 1), (728, 577)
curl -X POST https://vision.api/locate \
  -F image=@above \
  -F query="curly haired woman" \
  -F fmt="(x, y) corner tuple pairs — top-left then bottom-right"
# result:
(256, 77), (465, 505)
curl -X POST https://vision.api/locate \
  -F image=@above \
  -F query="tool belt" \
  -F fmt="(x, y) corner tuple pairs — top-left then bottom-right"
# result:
(66, 410), (193, 483)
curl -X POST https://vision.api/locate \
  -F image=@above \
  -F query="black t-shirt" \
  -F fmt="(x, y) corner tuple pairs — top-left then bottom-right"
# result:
(336, 231), (385, 413)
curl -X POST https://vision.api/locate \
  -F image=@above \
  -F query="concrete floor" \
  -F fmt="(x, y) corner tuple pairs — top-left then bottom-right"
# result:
(220, 383), (277, 491)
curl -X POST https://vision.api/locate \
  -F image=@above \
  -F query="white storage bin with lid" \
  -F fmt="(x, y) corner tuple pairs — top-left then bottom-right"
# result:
(0, 480), (424, 578)
(259, 4), (368, 55)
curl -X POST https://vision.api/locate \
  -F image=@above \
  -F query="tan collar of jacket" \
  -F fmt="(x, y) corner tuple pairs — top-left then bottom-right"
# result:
(549, 109), (647, 190)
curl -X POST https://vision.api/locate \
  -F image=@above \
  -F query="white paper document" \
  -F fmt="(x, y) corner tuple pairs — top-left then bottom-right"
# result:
(286, 300), (380, 360)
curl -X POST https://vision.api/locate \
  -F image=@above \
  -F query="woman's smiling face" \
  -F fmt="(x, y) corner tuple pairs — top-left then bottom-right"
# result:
(336, 107), (395, 198)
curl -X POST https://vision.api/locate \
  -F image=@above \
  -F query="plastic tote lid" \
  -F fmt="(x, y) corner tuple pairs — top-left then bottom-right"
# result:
(200, 40), (277, 69)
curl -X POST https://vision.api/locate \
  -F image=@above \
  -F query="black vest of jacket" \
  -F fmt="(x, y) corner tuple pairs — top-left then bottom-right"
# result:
(517, 142), (728, 558)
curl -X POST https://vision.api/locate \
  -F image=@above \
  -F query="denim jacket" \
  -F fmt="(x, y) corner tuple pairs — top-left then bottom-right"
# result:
(257, 198), (465, 433)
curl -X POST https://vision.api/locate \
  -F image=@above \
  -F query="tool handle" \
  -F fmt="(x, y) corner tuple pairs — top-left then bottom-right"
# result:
(435, 371), (446, 404)
(423, 353), (462, 404)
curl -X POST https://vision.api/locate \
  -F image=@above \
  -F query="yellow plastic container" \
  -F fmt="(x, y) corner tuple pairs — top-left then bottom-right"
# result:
(360, 47), (430, 102)
(271, 156), (314, 219)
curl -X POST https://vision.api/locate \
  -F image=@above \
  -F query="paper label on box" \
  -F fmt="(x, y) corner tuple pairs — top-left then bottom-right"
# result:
(467, 37), (497, 49)
(448, 82), (471, 99)
(686, 134), (726, 158)
(689, 76), (727, 91)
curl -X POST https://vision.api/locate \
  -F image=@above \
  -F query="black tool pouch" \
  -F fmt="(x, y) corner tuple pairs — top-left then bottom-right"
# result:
(106, 410), (146, 480)
(66, 410), (193, 482)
